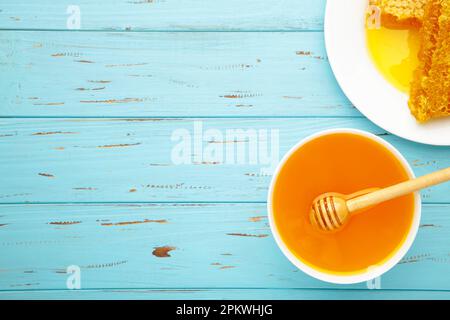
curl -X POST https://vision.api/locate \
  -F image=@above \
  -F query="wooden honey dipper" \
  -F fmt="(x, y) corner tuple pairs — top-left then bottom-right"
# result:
(310, 166), (450, 232)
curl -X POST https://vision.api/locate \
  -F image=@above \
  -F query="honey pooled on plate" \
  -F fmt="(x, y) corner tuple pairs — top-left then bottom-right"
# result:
(271, 133), (415, 275)
(366, 26), (420, 93)
(366, 0), (423, 93)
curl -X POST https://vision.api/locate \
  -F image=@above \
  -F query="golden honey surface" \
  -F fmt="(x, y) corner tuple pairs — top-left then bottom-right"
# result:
(366, 26), (420, 93)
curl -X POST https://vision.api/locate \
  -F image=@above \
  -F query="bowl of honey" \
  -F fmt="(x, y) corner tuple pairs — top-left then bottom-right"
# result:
(268, 129), (421, 284)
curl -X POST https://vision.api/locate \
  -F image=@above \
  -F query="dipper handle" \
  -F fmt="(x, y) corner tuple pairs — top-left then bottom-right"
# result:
(347, 167), (450, 213)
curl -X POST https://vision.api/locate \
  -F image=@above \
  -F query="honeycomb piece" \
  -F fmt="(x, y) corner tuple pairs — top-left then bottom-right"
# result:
(409, 0), (450, 122)
(370, 0), (428, 27)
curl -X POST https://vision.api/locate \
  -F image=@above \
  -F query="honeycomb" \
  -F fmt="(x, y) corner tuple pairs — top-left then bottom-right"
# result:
(409, 0), (450, 122)
(370, 0), (428, 27)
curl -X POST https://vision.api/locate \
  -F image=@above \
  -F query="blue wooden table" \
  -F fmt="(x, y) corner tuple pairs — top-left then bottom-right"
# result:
(0, 0), (449, 300)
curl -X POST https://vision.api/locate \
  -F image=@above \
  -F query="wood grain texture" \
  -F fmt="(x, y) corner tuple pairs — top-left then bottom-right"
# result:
(1, 0), (449, 301)
(1, 289), (450, 300)
(0, 31), (355, 117)
(0, 1), (325, 31)
(0, 118), (449, 203)
(0, 203), (449, 291)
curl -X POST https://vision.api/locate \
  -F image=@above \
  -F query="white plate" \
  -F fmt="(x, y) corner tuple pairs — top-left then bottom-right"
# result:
(325, 0), (450, 146)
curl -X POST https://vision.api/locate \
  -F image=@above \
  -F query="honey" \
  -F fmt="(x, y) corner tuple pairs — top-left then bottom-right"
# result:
(272, 133), (415, 275)
(366, 26), (421, 93)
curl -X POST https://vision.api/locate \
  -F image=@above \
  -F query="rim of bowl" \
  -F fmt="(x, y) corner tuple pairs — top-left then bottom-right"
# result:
(267, 128), (421, 284)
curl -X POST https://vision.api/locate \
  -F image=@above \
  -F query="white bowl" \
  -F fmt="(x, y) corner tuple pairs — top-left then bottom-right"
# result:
(267, 128), (421, 284)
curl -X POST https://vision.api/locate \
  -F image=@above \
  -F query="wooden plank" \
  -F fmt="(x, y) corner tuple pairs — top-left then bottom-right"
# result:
(0, 1), (325, 31)
(0, 203), (449, 291)
(0, 118), (449, 203)
(1, 288), (449, 300)
(0, 31), (355, 117)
